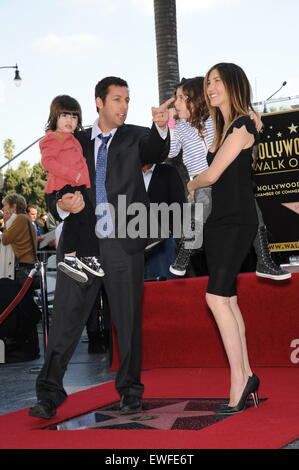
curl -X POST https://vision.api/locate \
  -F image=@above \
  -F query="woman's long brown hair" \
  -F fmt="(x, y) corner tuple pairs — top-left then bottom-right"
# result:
(204, 63), (255, 149)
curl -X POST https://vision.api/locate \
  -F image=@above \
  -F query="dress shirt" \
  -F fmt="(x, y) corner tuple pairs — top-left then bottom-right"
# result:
(142, 164), (156, 191)
(91, 120), (118, 168)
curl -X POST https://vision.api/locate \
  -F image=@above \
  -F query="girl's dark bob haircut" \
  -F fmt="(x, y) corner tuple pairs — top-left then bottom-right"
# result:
(46, 95), (83, 131)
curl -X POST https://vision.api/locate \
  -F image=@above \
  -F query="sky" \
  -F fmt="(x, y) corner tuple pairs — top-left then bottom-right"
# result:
(1, 0), (299, 171)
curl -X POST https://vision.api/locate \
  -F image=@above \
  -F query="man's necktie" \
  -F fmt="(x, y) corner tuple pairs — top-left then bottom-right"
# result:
(95, 133), (113, 237)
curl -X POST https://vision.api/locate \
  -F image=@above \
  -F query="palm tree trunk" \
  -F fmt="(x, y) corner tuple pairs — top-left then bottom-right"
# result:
(154, 0), (180, 104)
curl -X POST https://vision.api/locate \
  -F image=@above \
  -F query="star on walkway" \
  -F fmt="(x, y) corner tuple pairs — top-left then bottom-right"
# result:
(68, 401), (217, 430)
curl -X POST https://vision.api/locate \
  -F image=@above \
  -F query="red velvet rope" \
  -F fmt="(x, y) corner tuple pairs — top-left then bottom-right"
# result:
(0, 276), (34, 325)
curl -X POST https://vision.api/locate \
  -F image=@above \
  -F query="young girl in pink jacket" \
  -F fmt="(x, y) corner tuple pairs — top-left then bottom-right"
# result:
(40, 95), (104, 282)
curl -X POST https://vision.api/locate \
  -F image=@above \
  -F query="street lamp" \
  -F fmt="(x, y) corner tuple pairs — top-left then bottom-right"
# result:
(0, 64), (22, 86)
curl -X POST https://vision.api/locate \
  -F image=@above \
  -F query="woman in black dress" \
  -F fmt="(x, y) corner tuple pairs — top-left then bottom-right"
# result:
(188, 63), (260, 414)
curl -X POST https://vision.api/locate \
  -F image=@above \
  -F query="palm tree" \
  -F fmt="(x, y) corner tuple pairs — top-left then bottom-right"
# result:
(154, 1), (188, 186)
(154, 0), (180, 104)
(3, 138), (15, 169)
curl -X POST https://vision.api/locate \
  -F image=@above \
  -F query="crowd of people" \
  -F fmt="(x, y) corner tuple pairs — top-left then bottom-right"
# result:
(0, 194), (41, 361)
(0, 63), (292, 419)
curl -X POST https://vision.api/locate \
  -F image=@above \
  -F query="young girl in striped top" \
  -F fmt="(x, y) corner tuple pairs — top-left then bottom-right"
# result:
(167, 77), (213, 276)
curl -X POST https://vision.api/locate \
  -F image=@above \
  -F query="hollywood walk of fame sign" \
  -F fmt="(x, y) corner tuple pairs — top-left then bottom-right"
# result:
(254, 109), (299, 253)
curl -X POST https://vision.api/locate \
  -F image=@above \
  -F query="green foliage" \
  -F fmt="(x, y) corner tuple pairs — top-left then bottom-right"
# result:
(2, 160), (47, 212)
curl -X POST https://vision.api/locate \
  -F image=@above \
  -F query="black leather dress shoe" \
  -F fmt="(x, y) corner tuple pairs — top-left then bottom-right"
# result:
(28, 400), (57, 419)
(119, 395), (142, 415)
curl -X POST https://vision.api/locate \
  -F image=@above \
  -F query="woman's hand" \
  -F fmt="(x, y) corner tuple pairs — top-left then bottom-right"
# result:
(250, 111), (263, 133)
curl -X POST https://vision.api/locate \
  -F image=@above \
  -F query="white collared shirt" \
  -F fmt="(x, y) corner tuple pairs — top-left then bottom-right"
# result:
(91, 120), (118, 169)
(142, 164), (156, 191)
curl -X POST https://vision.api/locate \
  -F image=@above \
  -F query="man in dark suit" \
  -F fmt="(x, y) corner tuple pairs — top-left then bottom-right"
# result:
(29, 76), (173, 419)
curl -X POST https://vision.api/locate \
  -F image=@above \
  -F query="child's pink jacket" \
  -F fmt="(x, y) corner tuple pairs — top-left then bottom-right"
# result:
(40, 130), (91, 193)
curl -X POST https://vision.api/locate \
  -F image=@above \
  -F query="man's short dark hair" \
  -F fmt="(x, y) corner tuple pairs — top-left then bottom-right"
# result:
(95, 76), (128, 105)
(26, 204), (38, 213)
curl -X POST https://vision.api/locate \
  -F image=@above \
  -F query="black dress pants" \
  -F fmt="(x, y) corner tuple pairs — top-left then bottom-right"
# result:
(36, 236), (144, 407)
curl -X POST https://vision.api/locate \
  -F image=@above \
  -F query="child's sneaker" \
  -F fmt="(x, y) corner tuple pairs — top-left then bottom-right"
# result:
(58, 257), (88, 283)
(169, 246), (192, 277)
(76, 257), (105, 277)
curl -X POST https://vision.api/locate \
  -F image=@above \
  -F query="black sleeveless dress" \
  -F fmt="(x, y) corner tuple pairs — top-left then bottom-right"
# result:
(204, 116), (258, 297)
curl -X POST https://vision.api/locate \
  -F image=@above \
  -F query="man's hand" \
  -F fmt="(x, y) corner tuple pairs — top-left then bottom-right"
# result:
(152, 97), (175, 130)
(57, 191), (85, 214)
(168, 107), (177, 120)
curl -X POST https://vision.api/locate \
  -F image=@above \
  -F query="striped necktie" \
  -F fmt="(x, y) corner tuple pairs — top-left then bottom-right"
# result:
(95, 133), (113, 237)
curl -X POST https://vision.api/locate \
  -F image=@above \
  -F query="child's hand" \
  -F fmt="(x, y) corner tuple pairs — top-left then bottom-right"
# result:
(75, 172), (81, 183)
(187, 181), (195, 201)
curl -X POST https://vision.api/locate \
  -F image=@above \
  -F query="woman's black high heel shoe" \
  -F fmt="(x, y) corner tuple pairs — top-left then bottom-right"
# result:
(215, 401), (228, 411)
(216, 374), (260, 414)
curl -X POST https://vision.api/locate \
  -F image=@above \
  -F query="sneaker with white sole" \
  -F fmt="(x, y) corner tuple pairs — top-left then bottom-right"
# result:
(255, 262), (291, 280)
(169, 243), (192, 277)
(58, 257), (88, 283)
(254, 225), (292, 281)
(76, 257), (105, 277)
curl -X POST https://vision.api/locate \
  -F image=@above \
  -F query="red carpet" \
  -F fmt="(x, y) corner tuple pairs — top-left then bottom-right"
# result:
(0, 367), (298, 449)
(1, 273), (298, 449)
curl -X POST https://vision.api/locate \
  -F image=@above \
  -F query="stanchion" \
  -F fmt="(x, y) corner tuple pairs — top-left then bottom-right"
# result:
(28, 253), (50, 374)
(39, 253), (50, 354)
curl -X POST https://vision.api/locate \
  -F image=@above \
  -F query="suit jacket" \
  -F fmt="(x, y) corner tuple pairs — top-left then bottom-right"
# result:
(50, 122), (170, 254)
(147, 163), (186, 237)
(147, 163), (186, 207)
